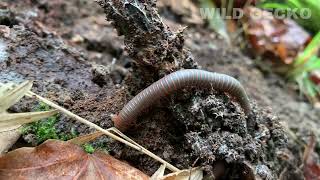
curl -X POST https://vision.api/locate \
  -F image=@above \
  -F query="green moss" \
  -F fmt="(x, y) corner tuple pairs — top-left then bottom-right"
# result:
(81, 139), (110, 154)
(83, 143), (95, 154)
(22, 102), (77, 144)
(37, 102), (51, 111)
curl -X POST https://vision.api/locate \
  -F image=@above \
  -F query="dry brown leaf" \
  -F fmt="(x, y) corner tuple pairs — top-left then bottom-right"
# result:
(310, 70), (320, 85)
(242, 7), (310, 65)
(68, 131), (104, 145)
(303, 134), (320, 180)
(160, 167), (203, 180)
(0, 140), (149, 180)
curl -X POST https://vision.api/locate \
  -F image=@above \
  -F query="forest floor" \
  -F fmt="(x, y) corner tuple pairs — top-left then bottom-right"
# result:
(1, 0), (320, 179)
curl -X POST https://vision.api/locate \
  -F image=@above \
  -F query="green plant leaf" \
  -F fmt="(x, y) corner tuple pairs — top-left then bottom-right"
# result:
(303, 57), (320, 72)
(260, 0), (320, 33)
(304, 79), (317, 97)
(295, 31), (320, 66)
(260, 3), (291, 10)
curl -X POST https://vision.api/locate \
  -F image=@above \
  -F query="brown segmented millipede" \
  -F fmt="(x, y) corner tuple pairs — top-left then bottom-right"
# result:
(113, 69), (251, 131)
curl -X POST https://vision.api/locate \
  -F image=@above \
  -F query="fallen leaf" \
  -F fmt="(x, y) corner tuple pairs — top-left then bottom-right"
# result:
(0, 140), (149, 180)
(242, 7), (310, 64)
(0, 110), (58, 129)
(0, 82), (27, 154)
(0, 81), (32, 112)
(303, 134), (320, 180)
(310, 70), (320, 85)
(68, 131), (104, 145)
(160, 167), (203, 180)
(0, 81), (58, 154)
(151, 164), (166, 180)
(0, 125), (21, 155)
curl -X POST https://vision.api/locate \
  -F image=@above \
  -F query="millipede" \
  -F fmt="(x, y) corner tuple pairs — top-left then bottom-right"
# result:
(113, 69), (251, 131)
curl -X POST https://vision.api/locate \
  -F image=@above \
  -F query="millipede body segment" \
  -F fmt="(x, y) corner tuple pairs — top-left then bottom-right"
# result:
(113, 69), (251, 131)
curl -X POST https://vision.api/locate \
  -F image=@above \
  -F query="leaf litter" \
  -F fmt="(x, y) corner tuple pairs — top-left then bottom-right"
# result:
(0, 81), (58, 154)
(0, 140), (150, 180)
(0, 81), (183, 178)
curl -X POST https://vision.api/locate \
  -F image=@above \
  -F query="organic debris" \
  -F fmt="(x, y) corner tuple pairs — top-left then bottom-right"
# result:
(310, 70), (320, 85)
(0, 140), (149, 180)
(68, 131), (104, 145)
(0, 79), (179, 173)
(242, 7), (310, 64)
(152, 164), (203, 180)
(0, 81), (57, 154)
(303, 134), (320, 180)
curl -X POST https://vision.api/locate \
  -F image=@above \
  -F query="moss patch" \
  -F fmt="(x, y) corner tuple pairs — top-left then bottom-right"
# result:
(83, 143), (95, 154)
(22, 102), (77, 145)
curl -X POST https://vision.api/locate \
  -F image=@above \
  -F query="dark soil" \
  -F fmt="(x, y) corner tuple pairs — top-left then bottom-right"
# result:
(1, 0), (319, 179)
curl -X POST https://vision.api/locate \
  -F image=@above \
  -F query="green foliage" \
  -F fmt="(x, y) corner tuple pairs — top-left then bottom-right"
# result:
(22, 114), (58, 144)
(36, 102), (51, 111)
(259, 0), (320, 101)
(22, 102), (77, 144)
(259, 0), (320, 33)
(83, 143), (95, 154)
(289, 32), (320, 102)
